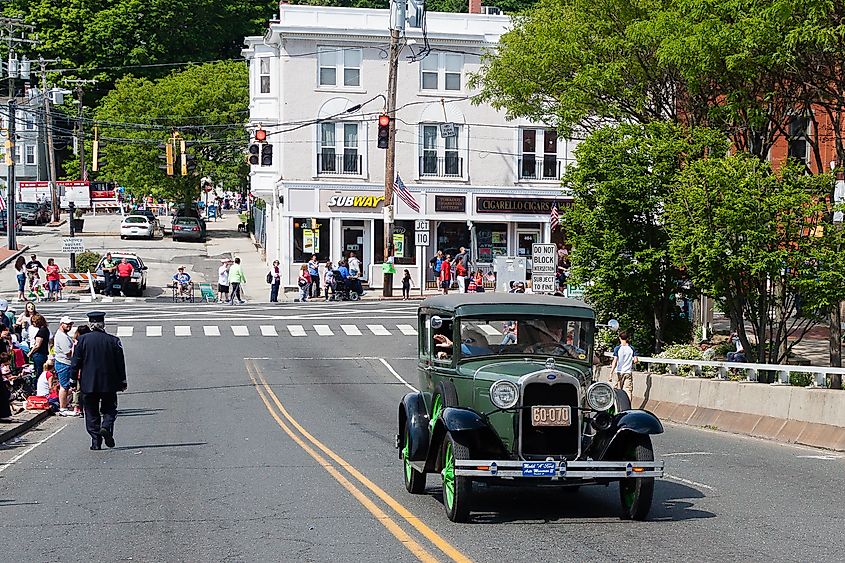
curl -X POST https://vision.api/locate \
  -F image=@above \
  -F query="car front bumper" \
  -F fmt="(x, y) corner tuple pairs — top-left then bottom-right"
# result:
(454, 459), (664, 479)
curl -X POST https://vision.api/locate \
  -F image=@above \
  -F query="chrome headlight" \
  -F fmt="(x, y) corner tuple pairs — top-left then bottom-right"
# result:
(587, 382), (615, 411)
(489, 380), (519, 409)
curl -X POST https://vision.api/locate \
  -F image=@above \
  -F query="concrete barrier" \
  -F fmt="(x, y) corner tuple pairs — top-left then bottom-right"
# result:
(632, 371), (845, 451)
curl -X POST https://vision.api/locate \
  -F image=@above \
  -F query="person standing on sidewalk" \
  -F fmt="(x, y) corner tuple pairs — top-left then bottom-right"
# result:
(101, 253), (117, 297)
(14, 256), (26, 302)
(609, 331), (638, 402)
(268, 260), (281, 302)
(46, 258), (61, 301)
(454, 247), (469, 293)
(28, 313), (50, 381)
(439, 255), (452, 295)
(227, 257), (246, 304)
(307, 254), (321, 299)
(115, 258), (134, 297)
(71, 311), (127, 451)
(25, 254), (45, 297)
(217, 258), (230, 303)
(53, 316), (78, 417)
(297, 264), (311, 302)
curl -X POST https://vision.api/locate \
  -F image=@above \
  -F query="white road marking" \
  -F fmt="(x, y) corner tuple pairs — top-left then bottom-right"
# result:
(79, 296), (92, 303)
(146, 326), (162, 337)
(203, 326), (220, 336)
(287, 325), (307, 337)
(232, 325), (249, 337)
(664, 474), (715, 491)
(396, 324), (417, 335)
(662, 452), (713, 457)
(367, 324), (391, 336)
(478, 324), (502, 336)
(174, 325), (191, 337)
(101, 297), (114, 303)
(313, 325), (334, 336)
(116, 326), (134, 337)
(244, 356), (416, 361)
(260, 325), (278, 337)
(0, 423), (68, 475)
(125, 297), (137, 303)
(378, 358), (418, 392)
(796, 455), (842, 460)
(341, 325), (362, 336)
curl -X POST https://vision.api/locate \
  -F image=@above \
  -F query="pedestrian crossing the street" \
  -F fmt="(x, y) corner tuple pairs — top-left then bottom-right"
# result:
(112, 323), (419, 339)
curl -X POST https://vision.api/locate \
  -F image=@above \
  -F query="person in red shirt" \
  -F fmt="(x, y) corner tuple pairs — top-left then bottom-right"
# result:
(439, 255), (452, 295)
(45, 258), (61, 301)
(116, 258), (134, 297)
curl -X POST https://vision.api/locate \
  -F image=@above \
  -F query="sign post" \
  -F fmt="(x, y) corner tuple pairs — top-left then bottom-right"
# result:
(415, 219), (430, 297)
(61, 237), (85, 254)
(531, 243), (556, 294)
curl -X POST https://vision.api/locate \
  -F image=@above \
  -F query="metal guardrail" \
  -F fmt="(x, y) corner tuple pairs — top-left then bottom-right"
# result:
(625, 355), (845, 388)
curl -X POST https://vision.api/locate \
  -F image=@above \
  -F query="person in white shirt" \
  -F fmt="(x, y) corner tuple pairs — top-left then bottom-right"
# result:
(217, 259), (231, 303)
(53, 316), (77, 416)
(609, 331), (638, 401)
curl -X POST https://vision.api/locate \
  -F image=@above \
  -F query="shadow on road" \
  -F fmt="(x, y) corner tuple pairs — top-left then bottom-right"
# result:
(116, 408), (166, 417)
(112, 441), (207, 451)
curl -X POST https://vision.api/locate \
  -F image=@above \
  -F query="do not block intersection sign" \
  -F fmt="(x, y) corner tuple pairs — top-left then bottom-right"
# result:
(531, 243), (556, 294)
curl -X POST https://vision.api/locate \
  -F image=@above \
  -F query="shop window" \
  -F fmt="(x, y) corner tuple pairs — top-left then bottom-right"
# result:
(476, 223), (508, 262)
(293, 217), (330, 262)
(436, 222), (471, 259)
(391, 220), (417, 265)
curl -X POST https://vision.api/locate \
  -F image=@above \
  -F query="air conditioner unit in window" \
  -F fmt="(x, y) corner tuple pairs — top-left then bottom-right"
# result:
(481, 6), (502, 15)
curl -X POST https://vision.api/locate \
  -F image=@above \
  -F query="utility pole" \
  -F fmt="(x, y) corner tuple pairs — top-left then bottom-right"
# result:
(37, 57), (61, 222)
(0, 17), (37, 98)
(6, 99), (16, 250)
(382, 0), (404, 297)
(65, 80), (96, 182)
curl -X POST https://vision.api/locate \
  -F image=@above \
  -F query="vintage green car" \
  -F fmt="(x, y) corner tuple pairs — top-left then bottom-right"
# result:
(397, 294), (664, 522)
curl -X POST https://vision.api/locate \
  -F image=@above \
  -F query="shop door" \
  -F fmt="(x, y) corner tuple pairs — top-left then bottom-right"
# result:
(343, 226), (365, 278)
(518, 230), (541, 270)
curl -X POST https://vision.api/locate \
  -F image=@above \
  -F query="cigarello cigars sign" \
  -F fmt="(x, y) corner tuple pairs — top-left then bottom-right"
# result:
(321, 192), (385, 213)
(476, 197), (572, 214)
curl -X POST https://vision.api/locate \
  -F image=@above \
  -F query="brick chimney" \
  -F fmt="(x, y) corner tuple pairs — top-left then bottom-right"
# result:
(469, 0), (482, 14)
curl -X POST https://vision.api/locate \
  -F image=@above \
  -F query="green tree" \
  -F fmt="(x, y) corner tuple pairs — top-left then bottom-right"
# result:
(92, 61), (249, 204)
(666, 154), (845, 364)
(561, 121), (728, 352)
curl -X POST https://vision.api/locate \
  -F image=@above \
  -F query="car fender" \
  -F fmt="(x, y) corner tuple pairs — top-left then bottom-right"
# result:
(398, 392), (429, 462)
(424, 407), (508, 472)
(597, 410), (664, 459)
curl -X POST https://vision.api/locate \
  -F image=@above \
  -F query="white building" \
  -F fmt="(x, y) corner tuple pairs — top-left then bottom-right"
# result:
(243, 3), (578, 288)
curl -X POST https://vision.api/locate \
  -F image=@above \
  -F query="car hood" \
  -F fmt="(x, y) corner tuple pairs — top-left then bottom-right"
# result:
(457, 358), (590, 385)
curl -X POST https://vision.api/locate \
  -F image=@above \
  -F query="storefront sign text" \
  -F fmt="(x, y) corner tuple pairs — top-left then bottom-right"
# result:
(327, 195), (385, 208)
(435, 195), (466, 213)
(476, 197), (570, 214)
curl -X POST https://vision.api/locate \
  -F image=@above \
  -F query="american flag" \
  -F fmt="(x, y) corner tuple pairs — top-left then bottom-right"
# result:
(549, 201), (559, 231)
(394, 174), (420, 213)
(0, 193), (6, 212)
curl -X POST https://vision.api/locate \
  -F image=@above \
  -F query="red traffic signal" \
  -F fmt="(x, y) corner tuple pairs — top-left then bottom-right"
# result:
(254, 128), (267, 142)
(377, 114), (390, 149)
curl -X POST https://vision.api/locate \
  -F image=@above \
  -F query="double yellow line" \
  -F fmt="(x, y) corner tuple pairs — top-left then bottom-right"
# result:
(245, 360), (471, 563)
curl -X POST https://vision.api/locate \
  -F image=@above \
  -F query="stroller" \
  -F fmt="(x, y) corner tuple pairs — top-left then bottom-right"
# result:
(331, 271), (361, 301)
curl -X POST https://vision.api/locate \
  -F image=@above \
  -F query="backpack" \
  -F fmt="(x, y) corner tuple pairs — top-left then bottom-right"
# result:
(266, 272), (273, 284)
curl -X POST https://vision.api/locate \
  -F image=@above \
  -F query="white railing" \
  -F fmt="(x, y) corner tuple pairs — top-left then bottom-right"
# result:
(608, 355), (845, 388)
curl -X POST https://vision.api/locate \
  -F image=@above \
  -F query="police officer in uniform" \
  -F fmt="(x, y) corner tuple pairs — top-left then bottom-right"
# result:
(71, 311), (127, 450)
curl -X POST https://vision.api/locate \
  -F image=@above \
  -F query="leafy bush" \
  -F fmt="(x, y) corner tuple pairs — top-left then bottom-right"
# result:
(653, 344), (714, 377)
(790, 372), (813, 387)
(74, 251), (101, 274)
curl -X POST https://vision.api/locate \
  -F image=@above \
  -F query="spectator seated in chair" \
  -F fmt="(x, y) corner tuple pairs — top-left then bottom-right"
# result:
(172, 266), (193, 299)
(34, 358), (60, 411)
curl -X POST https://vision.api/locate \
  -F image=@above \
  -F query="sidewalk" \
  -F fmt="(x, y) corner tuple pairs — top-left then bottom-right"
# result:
(0, 410), (51, 444)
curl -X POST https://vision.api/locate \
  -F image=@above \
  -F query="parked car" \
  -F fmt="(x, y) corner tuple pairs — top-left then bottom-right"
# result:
(397, 294), (665, 522)
(171, 216), (206, 242)
(120, 215), (162, 239)
(16, 202), (50, 225)
(173, 203), (202, 219)
(130, 208), (158, 222)
(94, 253), (148, 296)
(0, 210), (22, 234)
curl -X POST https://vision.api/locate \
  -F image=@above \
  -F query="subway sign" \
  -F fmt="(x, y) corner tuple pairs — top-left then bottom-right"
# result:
(327, 195), (385, 208)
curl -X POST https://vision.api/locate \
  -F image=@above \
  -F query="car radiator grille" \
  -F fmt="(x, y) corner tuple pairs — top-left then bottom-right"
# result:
(519, 382), (579, 460)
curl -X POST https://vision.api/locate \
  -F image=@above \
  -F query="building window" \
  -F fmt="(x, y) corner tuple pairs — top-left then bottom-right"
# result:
(787, 116), (809, 166)
(420, 124), (462, 178)
(24, 145), (35, 165)
(259, 58), (271, 94)
(318, 47), (362, 88)
(293, 217), (331, 262)
(420, 54), (462, 91)
(318, 122), (361, 175)
(519, 128), (562, 180)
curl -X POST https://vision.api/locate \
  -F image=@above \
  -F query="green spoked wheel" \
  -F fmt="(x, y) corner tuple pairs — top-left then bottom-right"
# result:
(619, 435), (655, 520)
(441, 432), (472, 522)
(402, 428), (426, 494)
(430, 381), (458, 433)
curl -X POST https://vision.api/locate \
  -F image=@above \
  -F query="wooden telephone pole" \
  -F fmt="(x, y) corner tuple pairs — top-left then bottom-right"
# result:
(382, 0), (404, 297)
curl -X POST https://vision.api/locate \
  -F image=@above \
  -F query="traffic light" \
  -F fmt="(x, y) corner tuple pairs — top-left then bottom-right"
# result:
(377, 114), (390, 149)
(254, 128), (267, 142)
(261, 143), (273, 166)
(180, 140), (197, 176)
(158, 137), (174, 176)
(248, 144), (259, 165)
(92, 127), (104, 172)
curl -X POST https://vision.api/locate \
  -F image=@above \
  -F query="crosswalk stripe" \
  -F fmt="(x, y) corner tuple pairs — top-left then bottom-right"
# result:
(367, 324), (391, 336)
(341, 325), (362, 336)
(116, 326), (133, 337)
(125, 297), (136, 303)
(313, 324), (334, 336)
(174, 325), (191, 337)
(397, 324), (417, 335)
(146, 326), (162, 337)
(232, 325), (249, 337)
(287, 325), (306, 337)
(203, 326), (220, 336)
(101, 297), (114, 303)
(79, 296), (92, 303)
(260, 325), (278, 337)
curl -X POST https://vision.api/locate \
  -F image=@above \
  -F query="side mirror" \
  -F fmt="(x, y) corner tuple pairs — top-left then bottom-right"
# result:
(430, 316), (443, 330)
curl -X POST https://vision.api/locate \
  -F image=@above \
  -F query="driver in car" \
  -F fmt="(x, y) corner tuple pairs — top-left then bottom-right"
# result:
(172, 266), (192, 298)
(521, 322), (585, 358)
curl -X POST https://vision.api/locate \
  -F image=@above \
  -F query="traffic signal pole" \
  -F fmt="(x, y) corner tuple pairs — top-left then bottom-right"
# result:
(382, 17), (401, 297)
(6, 99), (17, 251)
(38, 57), (61, 223)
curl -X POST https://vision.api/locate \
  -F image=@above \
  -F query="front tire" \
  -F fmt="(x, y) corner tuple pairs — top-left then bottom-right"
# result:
(442, 432), (472, 522)
(402, 427), (426, 494)
(619, 434), (655, 520)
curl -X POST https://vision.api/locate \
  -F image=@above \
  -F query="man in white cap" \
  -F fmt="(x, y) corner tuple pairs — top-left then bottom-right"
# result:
(217, 258), (231, 303)
(54, 316), (78, 416)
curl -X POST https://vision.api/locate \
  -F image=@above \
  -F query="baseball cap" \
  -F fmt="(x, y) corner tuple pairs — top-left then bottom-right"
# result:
(60, 316), (74, 324)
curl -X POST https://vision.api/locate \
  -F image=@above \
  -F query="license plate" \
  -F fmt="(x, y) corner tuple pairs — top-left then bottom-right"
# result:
(521, 461), (556, 477)
(531, 405), (571, 427)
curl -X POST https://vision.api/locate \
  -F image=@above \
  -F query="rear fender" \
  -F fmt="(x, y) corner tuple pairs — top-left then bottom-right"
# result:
(424, 407), (508, 472)
(398, 392), (429, 461)
(597, 410), (664, 460)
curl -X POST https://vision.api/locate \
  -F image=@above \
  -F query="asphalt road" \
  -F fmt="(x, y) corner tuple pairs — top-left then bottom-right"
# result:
(1, 301), (844, 562)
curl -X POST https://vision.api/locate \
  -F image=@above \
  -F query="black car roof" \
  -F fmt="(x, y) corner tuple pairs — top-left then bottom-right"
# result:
(420, 293), (595, 319)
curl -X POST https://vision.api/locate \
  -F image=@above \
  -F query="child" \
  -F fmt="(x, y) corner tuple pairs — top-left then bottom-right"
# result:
(401, 269), (412, 300)
(323, 263), (336, 302)
(439, 256), (452, 295)
(36, 359), (60, 411)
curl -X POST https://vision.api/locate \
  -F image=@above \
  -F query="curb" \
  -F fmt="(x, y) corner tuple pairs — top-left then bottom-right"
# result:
(47, 220), (68, 227)
(0, 245), (30, 270)
(0, 410), (51, 444)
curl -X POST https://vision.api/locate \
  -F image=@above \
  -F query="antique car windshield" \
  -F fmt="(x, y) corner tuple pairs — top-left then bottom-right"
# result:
(457, 317), (593, 361)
